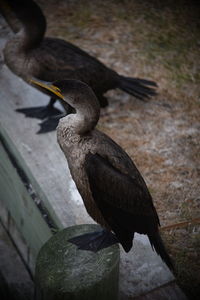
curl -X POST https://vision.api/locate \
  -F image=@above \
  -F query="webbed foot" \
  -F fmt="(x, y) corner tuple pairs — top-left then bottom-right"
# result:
(68, 229), (118, 252)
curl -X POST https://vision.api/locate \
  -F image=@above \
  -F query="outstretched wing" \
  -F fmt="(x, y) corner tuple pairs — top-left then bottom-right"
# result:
(84, 152), (160, 252)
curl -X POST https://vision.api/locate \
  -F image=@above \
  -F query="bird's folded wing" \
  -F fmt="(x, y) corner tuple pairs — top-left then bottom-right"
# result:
(84, 152), (160, 248)
(84, 152), (159, 219)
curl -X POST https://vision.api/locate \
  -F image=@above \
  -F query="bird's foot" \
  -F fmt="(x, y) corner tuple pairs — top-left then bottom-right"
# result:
(36, 113), (65, 134)
(16, 105), (62, 120)
(68, 229), (118, 252)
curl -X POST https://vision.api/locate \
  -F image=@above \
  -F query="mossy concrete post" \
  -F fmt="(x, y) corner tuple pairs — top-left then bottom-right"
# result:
(35, 224), (120, 300)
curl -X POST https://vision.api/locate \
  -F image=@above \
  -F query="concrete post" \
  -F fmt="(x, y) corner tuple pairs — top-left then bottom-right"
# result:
(35, 224), (120, 300)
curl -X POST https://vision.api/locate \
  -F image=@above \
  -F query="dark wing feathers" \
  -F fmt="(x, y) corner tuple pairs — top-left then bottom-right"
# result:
(44, 37), (105, 66)
(31, 38), (118, 95)
(34, 38), (115, 83)
(84, 152), (159, 252)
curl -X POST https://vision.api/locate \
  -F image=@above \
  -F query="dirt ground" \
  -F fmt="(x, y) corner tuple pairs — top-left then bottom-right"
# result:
(2, 0), (200, 298)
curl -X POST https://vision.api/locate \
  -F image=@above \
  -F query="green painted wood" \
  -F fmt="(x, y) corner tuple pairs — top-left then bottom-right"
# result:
(0, 223), (34, 300)
(0, 123), (63, 231)
(35, 224), (120, 300)
(0, 140), (52, 260)
(0, 123), (64, 265)
(0, 200), (32, 272)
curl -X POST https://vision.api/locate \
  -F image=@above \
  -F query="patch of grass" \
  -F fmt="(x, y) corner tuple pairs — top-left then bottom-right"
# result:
(162, 226), (200, 300)
(42, 0), (200, 93)
(175, 236), (200, 299)
(109, 1), (200, 89)
(179, 201), (192, 220)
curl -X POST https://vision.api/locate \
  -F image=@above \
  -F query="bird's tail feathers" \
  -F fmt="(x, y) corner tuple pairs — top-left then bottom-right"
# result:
(118, 75), (157, 101)
(148, 232), (174, 271)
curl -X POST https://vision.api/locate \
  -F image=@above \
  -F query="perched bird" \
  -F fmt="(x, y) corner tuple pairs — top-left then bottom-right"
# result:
(31, 78), (173, 270)
(2, 0), (157, 133)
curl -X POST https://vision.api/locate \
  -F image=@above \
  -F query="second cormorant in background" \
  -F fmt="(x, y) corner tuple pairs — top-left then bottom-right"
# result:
(31, 78), (173, 271)
(2, 0), (157, 133)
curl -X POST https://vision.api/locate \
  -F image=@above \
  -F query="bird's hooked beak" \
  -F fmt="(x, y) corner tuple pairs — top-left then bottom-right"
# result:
(29, 78), (64, 100)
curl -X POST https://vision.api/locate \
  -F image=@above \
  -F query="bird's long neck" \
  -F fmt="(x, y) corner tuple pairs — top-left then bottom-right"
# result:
(0, 0), (21, 33)
(75, 104), (100, 135)
(59, 97), (100, 137)
(9, 0), (46, 51)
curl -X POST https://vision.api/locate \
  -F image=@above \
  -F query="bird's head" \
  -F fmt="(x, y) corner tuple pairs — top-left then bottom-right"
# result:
(30, 78), (100, 113)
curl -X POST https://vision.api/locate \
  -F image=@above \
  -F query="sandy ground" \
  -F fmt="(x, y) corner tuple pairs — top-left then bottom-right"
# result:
(1, 0), (200, 298)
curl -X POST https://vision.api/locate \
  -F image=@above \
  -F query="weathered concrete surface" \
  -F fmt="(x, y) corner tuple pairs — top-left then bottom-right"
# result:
(0, 15), (178, 299)
(135, 282), (187, 300)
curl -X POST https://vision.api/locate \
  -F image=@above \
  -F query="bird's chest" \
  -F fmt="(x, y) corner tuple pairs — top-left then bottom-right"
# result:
(57, 127), (92, 172)
(57, 127), (90, 189)
(57, 127), (110, 228)
(59, 129), (81, 152)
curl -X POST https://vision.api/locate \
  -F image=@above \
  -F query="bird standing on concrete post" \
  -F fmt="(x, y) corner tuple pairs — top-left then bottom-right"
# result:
(31, 78), (173, 271)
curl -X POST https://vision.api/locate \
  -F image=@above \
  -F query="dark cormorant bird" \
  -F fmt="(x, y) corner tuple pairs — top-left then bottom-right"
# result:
(31, 78), (173, 270)
(2, 0), (157, 133)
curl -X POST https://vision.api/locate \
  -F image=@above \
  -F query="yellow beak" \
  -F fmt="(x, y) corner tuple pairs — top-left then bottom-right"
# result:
(30, 79), (64, 100)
